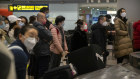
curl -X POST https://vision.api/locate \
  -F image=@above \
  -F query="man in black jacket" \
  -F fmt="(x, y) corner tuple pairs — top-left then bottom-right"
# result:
(33, 12), (52, 79)
(91, 15), (108, 65)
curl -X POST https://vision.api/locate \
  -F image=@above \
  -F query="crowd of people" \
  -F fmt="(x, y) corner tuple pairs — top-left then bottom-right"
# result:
(0, 7), (139, 79)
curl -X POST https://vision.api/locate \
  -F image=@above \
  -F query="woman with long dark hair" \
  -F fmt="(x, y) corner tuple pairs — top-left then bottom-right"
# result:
(114, 8), (133, 64)
(70, 19), (88, 52)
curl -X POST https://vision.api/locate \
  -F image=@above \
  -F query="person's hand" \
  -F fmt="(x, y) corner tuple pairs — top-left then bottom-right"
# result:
(107, 31), (111, 34)
(112, 31), (116, 33)
(62, 51), (68, 57)
(112, 31), (116, 35)
(64, 51), (69, 54)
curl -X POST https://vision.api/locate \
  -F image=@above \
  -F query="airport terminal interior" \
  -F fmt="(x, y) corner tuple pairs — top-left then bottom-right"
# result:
(0, 0), (140, 79)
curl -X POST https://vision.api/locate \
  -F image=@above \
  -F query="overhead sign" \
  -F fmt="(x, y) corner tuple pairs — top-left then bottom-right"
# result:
(8, 4), (49, 12)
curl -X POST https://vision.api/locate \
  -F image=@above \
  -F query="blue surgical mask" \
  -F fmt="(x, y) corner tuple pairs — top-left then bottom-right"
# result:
(46, 14), (49, 18)
(19, 21), (25, 27)
(0, 21), (6, 29)
(62, 23), (65, 27)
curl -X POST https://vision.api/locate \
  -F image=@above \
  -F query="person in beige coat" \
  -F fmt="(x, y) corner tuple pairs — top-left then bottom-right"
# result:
(114, 8), (133, 64)
(50, 16), (68, 68)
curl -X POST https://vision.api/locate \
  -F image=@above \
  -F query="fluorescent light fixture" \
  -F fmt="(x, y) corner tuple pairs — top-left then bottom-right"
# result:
(107, 11), (117, 14)
(97, 9), (99, 10)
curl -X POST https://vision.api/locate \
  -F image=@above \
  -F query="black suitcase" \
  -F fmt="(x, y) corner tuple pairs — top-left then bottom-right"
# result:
(42, 65), (74, 79)
(68, 44), (105, 75)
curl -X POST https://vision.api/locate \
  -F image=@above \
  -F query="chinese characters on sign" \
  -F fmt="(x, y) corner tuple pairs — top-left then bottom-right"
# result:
(8, 4), (49, 12)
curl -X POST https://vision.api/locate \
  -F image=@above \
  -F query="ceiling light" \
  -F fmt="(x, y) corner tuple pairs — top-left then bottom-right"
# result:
(88, 7), (90, 8)
(97, 9), (99, 10)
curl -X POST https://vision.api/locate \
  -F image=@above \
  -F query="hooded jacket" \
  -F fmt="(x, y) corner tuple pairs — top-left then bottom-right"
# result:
(133, 20), (140, 49)
(33, 21), (52, 56)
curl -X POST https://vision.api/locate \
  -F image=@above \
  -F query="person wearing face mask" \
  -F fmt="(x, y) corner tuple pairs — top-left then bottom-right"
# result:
(8, 25), (38, 79)
(8, 15), (21, 42)
(19, 16), (28, 27)
(70, 19), (88, 52)
(0, 16), (13, 45)
(33, 12), (52, 79)
(0, 15), (6, 29)
(49, 15), (68, 69)
(114, 8), (133, 64)
(3, 16), (10, 32)
(40, 7), (52, 29)
(91, 15), (108, 65)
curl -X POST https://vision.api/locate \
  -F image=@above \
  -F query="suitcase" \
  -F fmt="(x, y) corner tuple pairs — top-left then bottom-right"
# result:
(42, 65), (74, 79)
(68, 44), (105, 75)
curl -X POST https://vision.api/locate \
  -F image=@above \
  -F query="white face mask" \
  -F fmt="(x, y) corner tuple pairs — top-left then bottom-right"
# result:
(84, 25), (87, 30)
(102, 21), (108, 26)
(121, 12), (126, 17)
(23, 37), (37, 51)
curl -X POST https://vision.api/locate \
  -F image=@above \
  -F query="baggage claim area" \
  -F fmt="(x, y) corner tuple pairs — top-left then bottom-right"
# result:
(0, 0), (140, 79)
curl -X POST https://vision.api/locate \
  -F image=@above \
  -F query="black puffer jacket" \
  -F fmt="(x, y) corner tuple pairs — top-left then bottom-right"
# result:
(91, 22), (107, 52)
(70, 29), (88, 52)
(33, 21), (52, 56)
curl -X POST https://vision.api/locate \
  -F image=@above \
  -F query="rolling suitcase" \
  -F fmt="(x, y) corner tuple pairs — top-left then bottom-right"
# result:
(68, 44), (105, 75)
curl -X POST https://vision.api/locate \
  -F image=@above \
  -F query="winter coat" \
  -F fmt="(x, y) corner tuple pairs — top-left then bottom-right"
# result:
(91, 22), (107, 52)
(33, 21), (52, 56)
(114, 18), (133, 58)
(50, 25), (68, 54)
(9, 39), (29, 79)
(70, 29), (88, 52)
(133, 20), (140, 49)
